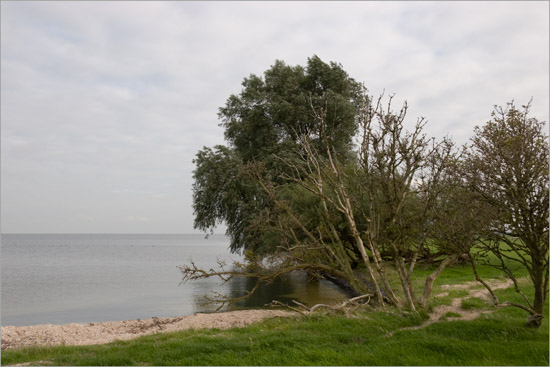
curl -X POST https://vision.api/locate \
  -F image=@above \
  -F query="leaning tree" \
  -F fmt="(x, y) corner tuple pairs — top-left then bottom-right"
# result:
(186, 80), (467, 311)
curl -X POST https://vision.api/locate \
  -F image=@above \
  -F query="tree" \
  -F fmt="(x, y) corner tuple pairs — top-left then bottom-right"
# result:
(418, 146), (488, 309)
(463, 101), (549, 327)
(193, 56), (362, 254)
(186, 87), (465, 311)
(352, 91), (468, 311)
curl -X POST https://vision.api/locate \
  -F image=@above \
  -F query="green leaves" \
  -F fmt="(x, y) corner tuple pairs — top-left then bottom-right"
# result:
(218, 56), (360, 163)
(194, 56), (362, 253)
(192, 145), (264, 253)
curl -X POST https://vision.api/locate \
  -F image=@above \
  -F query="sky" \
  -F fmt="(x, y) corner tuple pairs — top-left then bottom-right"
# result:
(1, 1), (548, 234)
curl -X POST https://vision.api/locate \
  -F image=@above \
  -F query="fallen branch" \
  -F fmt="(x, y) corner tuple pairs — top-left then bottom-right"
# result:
(265, 300), (307, 315)
(343, 294), (372, 306)
(265, 294), (372, 315)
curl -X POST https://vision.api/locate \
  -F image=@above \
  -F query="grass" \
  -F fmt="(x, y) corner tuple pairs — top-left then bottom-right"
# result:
(2, 261), (548, 366)
(441, 311), (462, 319)
(2, 306), (547, 366)
(430, 289), (469, 308)
(371, 243), (529, 308)
(461, 297), (489, 310)
(2, 289), (548, 366)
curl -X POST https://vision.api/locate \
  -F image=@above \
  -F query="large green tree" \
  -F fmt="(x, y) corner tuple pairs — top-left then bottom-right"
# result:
(193, 56), (362, 254)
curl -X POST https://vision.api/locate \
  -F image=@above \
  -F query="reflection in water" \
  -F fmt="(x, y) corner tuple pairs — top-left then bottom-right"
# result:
(192, 271), (348, 313)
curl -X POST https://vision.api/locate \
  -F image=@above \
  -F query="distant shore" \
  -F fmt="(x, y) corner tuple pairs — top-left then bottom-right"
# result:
(1, 309), (294, 350)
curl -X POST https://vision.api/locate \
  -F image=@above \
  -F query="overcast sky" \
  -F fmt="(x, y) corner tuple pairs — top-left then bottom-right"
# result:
(1, 1), (548, 234)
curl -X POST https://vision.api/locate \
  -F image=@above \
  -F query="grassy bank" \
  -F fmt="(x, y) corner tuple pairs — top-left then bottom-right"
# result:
(2, 262), (548, 366)
(2, 288), (548, 366)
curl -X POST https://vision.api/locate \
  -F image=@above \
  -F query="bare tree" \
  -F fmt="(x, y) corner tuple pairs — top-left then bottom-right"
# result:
(355, 90), (468, 311)
(463, 100), (549, 327)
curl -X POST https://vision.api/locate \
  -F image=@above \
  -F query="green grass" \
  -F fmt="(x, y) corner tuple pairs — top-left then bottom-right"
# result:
(2, 295), (547, 366)
(2, 261), (547, 366)
(461, 297), (489, 310)
(430, 289), (470, 308)
(441, 311), (462, 319)
(375, 244), (529, 307)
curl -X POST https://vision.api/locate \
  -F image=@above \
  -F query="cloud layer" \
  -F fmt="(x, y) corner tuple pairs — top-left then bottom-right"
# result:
(1, 1), (548, 233)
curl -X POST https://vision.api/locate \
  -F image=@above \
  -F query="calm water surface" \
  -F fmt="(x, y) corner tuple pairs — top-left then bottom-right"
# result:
(1, 234), (346, 326)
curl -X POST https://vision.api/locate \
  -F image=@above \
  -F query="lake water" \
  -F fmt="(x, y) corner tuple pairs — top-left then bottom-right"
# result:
(1, 234), (346, 326)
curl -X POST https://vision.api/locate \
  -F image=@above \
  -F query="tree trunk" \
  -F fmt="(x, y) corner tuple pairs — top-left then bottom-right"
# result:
(320, 271), (361, 298)
(531, 257), (546, 320)
(352, 230), (385, 306)
(470, 255), (499, 306)
(526, 241), (546, 327)
(365, 234), (401, 307)
(420, 254), (457, 309)
(395, 255), (416, 311)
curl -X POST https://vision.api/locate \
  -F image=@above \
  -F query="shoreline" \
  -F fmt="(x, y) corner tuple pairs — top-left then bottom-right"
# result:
(1, 309), (294, 350)
(1, 278), (521, 351)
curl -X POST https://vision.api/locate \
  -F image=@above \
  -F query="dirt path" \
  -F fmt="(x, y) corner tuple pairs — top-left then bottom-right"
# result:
(1, 309), (294, 350)
(394, 278), (516, 334)
(428, 278), (513, 322)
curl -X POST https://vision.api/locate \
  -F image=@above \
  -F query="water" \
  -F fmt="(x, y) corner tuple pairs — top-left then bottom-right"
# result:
(1, 234), (346, 326)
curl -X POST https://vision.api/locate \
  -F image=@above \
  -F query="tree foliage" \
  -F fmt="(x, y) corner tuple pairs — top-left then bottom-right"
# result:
(189, 56), (549, 327)
(462, 101), (549, 325)
(219, 56), (361, 163)
(193, 56), (362, 253)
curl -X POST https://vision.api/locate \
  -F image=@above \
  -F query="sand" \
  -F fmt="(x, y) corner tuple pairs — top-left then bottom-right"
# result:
(1, 309), (294, 350)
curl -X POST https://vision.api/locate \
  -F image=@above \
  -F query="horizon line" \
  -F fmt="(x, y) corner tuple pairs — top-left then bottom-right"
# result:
(0, 232), (227, 236)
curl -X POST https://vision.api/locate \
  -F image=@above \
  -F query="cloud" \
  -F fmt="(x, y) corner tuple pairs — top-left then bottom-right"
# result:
(1, 1), (548, 233)
(124, 216), (152, 223)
